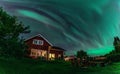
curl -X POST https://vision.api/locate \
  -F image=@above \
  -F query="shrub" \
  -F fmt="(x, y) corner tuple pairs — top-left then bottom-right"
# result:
(107, 53), (120, 62)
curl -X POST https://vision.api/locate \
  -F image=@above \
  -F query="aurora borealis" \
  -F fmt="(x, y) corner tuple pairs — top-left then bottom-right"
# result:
(1, 0), (120, 56)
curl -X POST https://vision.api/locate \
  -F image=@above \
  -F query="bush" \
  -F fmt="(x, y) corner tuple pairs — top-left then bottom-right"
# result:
(107, 53), (120, 62)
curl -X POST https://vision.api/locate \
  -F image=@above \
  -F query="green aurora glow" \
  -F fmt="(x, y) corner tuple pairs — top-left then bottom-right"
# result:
(0, 0), (120, 56)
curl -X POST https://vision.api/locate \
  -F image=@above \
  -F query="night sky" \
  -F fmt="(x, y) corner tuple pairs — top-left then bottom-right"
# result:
(1, 0), (120, 56)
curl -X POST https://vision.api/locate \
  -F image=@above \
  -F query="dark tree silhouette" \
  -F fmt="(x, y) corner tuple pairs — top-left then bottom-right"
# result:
(105, 37), (120, 63)
(113, 37), (120, 52)
(77, 50), (87, 59)
(0, 8), (30, 58)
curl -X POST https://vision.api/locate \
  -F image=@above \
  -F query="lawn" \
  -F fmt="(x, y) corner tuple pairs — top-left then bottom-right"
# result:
(0, 58), (120, 74)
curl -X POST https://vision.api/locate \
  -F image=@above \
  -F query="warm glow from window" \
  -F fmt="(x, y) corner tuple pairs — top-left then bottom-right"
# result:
(30, 49), (47, 57)
(41, 50), (47, 57)
(49, 53), (55, 59)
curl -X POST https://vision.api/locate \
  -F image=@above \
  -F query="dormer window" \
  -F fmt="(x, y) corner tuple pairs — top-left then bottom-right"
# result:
(33, 39), (44, 45)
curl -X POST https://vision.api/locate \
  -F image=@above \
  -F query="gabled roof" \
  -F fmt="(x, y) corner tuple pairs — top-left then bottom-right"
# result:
(25, 34), (53, 46)
(51, 46), (65, 51)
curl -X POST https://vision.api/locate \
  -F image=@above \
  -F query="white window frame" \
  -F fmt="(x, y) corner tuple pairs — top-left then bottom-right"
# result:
(33, 39), (44, 45)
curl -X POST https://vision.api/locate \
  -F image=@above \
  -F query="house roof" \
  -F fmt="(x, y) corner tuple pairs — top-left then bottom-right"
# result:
(25, 34), (53, 46)
(51, 46), (65, 51)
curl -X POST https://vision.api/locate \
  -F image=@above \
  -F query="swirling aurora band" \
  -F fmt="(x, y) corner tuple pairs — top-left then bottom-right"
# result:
(0, 0), (120, 56)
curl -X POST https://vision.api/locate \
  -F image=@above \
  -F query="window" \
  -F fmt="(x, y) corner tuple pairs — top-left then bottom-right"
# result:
(58, 54), (61, 58)
(49, 53), (55, 60)
(33, 39), (44, 45)
(31, 52), (36, 56)
(33, 40), (37, 44)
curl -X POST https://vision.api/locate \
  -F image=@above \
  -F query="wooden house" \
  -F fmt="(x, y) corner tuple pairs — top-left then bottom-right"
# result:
(64, 56), (77, 61)
(25, 34), (65, 60)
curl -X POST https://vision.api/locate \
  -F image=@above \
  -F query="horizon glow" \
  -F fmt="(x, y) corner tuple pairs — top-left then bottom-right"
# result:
(0, 0), (120, 56)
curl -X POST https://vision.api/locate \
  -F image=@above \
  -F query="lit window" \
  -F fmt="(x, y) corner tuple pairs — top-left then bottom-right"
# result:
(49, 53), (55, 60)
(33, 39), (44, 45)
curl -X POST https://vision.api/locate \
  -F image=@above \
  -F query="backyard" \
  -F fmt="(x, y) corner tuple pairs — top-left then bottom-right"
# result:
(0, 58), (120, 74)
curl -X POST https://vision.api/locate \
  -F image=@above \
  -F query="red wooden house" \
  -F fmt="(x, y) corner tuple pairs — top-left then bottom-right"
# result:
(25, 34), (65, 60)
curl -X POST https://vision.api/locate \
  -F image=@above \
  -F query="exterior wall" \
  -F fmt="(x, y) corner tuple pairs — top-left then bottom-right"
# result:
(50, 49), (64, 59)
(30, 49), (47, 59)
(64, 56), (76, 61)
(25, 35), (64, 60)
(25, 36), (51, 49)
(25, 36), (51, 59)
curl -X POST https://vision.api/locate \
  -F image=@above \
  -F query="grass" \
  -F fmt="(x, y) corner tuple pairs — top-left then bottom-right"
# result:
(0, 57), (120, 74)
